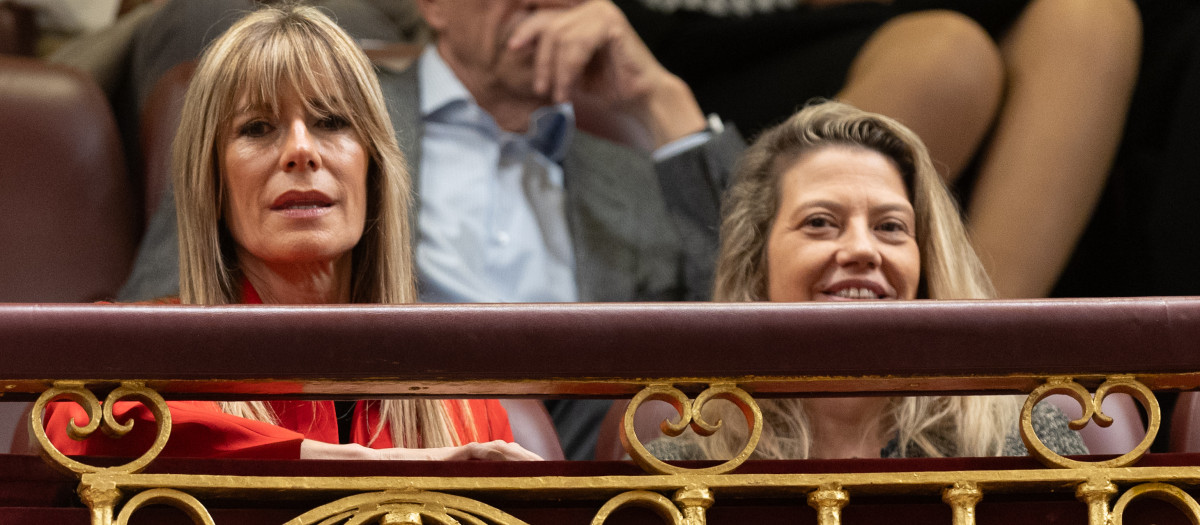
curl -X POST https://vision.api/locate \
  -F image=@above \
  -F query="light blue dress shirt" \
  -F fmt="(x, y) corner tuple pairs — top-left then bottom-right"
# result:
(415, 46), (713, 304)
(416, 46), (579, 303)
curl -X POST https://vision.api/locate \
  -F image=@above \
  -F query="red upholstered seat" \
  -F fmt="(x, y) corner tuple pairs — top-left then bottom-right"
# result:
(0, 56), (137, 302)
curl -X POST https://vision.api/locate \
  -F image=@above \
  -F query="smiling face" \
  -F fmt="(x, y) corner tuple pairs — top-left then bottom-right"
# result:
(219, 86), (368, 270)
(765, 145), (921, 303)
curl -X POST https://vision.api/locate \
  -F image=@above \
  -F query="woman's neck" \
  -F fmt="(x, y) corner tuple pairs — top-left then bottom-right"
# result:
(237, 252), (353, 305)
(803, 397), (891, 459)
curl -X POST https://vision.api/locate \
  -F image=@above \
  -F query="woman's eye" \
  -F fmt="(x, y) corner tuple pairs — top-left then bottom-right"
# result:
(877, 220), (911, 235)
(801, 215), (836, 230)
(238, 120), (273, 137)
(315, 115), (349, 131)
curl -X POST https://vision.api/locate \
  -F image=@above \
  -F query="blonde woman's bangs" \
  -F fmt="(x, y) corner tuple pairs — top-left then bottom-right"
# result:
(216, 18), (373, 153)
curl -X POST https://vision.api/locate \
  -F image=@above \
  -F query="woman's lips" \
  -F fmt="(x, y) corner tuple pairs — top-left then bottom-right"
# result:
(270, 190), (334, 218)
(816, 280), (892, 301)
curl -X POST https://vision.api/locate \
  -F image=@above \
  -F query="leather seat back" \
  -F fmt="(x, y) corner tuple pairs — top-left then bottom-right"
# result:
(0, 56), (137, 302)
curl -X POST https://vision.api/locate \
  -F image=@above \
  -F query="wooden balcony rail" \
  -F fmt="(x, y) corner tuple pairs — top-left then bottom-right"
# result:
(2, 298), (1200, 524)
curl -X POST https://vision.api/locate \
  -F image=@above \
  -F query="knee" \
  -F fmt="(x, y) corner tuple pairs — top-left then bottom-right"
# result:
(859, 10), (1005, 108)
(1014, 0), (1142, 76)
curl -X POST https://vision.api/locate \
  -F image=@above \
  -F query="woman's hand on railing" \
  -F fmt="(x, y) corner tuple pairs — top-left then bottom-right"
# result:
(381, 440), (546, 461)
(300, 439), (544, 461)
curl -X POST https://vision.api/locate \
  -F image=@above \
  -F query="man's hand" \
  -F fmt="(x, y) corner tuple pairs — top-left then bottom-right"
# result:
(507, 0), (707, 149)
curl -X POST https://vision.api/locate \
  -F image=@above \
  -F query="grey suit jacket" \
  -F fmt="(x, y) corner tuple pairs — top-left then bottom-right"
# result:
(379, 63), (742, 303)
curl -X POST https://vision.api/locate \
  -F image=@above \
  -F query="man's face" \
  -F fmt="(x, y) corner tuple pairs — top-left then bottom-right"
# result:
(420, 0), (578, 97)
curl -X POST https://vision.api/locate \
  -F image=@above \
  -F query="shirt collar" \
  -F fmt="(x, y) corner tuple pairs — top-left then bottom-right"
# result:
(417, 45), (574, 162)
(418, 44), (473, 118)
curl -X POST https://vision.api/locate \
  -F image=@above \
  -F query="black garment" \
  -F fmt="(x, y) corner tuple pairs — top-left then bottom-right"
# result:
(1051, 0), (1200, 451)
(618, 0), (1029, 139)
(1055, 0), (1200, 300)
(894, 0), (1030, 37)
(619, 1), (894, 138)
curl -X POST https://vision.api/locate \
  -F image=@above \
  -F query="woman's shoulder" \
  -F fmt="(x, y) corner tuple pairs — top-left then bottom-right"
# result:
(1001, 401), (1089, 456)
(645, 436), (706, 461)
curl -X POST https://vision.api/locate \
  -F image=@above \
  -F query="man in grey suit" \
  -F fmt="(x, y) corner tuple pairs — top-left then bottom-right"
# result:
(121, 0), (742, 459)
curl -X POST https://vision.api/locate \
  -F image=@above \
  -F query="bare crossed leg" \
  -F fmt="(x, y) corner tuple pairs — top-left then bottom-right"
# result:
(966, 0), (1141, 298)
(841, 0), (1141, 299)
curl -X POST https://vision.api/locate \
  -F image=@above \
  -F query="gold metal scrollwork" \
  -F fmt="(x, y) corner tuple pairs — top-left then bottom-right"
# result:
(30, 381), (172, 476)
(286, 490), (528, 525)
(1111, 483), (1200, 525)
(1020, 376), (1159, 469)
(115, 488), (215, 525)
(621, 383), (762, 475)
(591, 491), (685, 525)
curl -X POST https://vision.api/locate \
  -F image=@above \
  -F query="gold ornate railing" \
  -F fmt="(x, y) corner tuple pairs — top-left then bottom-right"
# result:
(4, 299), (1200, 524)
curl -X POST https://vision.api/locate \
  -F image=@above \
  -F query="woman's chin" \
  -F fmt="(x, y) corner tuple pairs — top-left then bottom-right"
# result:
(241, 241), (355, 269)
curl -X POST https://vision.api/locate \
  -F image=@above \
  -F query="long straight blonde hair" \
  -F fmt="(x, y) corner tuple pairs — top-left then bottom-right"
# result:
(698, 100), (1016, 459)
(174, 5), (476, 448)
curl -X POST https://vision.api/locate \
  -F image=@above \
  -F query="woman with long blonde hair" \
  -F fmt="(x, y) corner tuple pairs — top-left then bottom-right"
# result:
(45, 4), (538, 461)
(651, 100), (1085, 460)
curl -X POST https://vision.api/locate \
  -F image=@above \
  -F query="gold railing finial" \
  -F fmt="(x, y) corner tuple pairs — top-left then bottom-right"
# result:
(943, 481), (983, 525)
(808, 484), (849, 525)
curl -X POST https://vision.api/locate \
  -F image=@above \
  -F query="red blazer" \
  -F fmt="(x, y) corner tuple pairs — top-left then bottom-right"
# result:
(43, 398), (513, 459)
(43, 283), (513, 459)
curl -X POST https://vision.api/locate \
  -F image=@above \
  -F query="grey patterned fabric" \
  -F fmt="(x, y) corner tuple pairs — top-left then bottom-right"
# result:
(647, 401), (1088, 461)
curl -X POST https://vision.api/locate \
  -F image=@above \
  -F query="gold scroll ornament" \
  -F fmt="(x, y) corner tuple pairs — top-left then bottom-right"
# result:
(30, 381), (172, 477)
(621, 383), (762, 476)
(1020, 376), (1159, 470)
